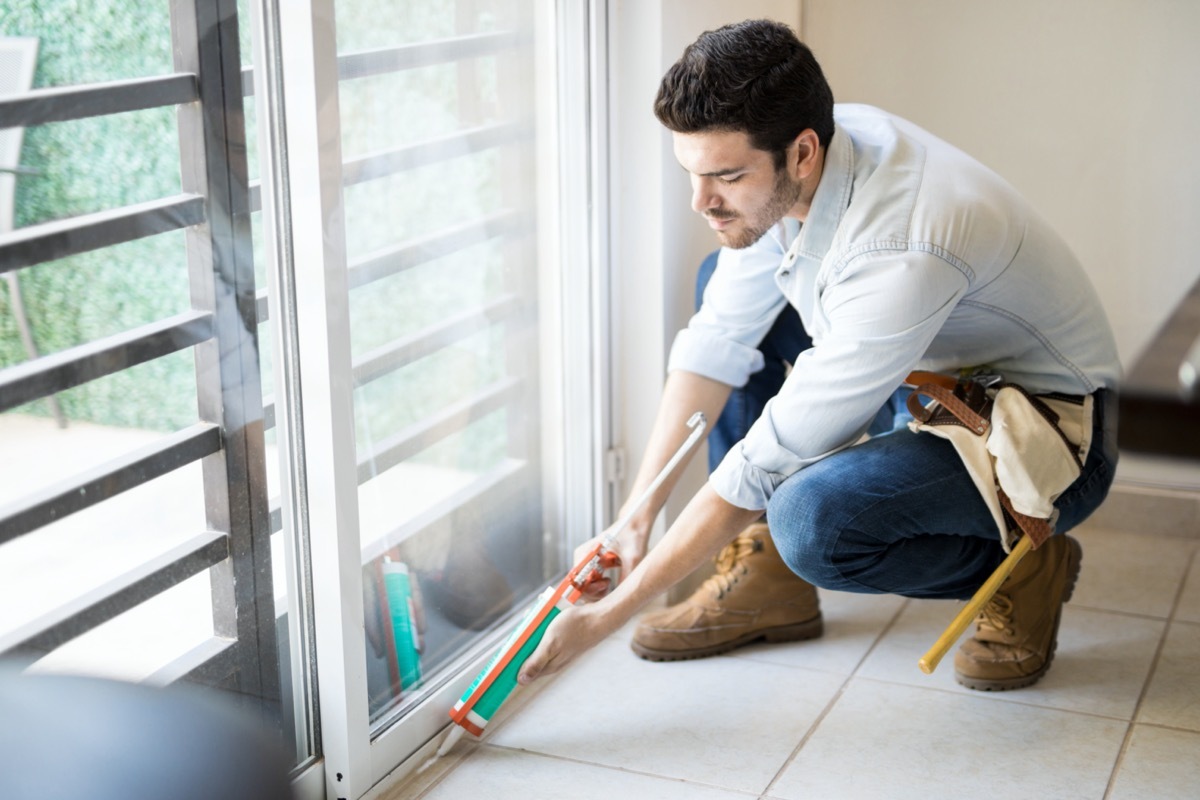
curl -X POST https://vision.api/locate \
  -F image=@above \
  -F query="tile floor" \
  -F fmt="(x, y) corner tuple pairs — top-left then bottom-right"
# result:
(384, 522), (1200, 800)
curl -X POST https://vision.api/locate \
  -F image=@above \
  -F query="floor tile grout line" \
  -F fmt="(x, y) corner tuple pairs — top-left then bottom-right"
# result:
(480, 742), (763, 797)
(1100, 709), (1143, 795)
(1101, 547), (1197, 800)
(1133, 719), (1200, 736)
(760, 596), (913, 797)
(1069, 601), (1186, 623)
(851, 673), (1142, 725)
(1165, 548), (1198, 628)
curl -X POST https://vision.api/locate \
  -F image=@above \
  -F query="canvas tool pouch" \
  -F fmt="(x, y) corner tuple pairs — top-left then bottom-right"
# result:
(903, 372), (1094, 552)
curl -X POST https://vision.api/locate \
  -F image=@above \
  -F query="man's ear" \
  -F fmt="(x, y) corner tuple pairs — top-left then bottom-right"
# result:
(789, 129), (821, 181)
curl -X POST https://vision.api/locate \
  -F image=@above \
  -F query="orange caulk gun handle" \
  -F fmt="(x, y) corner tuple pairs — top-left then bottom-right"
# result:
(575, 549), (621, 595)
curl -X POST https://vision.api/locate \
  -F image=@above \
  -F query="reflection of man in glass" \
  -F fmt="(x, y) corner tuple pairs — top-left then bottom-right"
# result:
(521, 19), (1120, 693)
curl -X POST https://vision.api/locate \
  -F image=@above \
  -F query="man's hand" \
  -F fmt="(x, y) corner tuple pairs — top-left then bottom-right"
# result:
(517, 602), (612, 685)
(518, 484), (762, 687)
(572, 521), (648, 601)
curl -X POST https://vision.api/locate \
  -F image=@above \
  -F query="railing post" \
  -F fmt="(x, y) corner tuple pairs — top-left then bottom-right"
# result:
(169, 0), (280, 716)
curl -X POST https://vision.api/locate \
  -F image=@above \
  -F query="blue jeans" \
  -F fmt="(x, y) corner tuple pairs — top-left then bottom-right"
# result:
(696, 252), (1118, 601)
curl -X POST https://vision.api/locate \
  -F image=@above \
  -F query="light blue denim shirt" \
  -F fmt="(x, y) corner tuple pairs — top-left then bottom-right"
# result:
(668, 104), (1121, 511)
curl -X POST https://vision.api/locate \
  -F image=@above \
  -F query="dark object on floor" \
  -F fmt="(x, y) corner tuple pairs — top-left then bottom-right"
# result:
(0, 667), (293, 800)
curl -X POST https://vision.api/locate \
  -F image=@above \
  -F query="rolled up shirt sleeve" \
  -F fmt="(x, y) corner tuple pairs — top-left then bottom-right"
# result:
(709, 249), (972, 510)
(667, 223), (795, 388)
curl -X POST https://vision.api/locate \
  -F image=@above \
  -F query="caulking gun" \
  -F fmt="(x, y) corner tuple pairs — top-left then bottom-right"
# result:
(434, 412), (708, 758)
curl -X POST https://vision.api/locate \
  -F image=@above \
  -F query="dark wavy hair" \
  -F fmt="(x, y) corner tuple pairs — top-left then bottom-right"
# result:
(654, 19), (835, 169)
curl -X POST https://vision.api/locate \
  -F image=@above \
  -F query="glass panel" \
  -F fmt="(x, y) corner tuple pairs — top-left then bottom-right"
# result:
(343, 154), (505, 255)
(238, 12), (316, 768)
(331, 0), (553, 728)
(338, 58), (505, 156)
(238, 0), (316, 766)
(1, 0), (313, 776)
(247, 137), (316, 772)
(336, 0), (504, 51)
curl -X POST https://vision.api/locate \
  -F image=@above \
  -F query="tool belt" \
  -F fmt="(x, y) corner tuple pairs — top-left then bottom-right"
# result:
(903, 371), (1094, 552)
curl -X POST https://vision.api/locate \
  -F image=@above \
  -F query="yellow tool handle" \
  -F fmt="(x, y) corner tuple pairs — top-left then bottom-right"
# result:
(918, 535), (1034, 675)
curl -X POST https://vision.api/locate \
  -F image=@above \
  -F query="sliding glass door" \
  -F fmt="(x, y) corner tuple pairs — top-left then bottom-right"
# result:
(254, 0), (604, 794)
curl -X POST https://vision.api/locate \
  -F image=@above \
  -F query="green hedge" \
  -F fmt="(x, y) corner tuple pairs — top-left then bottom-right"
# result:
(2, 1), (195, 430)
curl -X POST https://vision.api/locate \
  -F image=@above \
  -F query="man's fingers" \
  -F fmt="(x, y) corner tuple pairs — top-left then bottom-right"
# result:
(581, 577), (611, 600)
(517, 648), (546, 685)
(518, 624), (562, 685)
(517, 665), (538, 685)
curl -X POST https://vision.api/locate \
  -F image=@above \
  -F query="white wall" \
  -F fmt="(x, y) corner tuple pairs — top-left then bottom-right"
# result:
(608, 0), (802, 554)
(801, 0), (1200, 369)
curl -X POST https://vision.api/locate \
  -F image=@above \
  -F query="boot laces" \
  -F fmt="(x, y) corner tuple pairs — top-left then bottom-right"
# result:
(978, 592), (1015, 636)
(704, 535), (762, 597)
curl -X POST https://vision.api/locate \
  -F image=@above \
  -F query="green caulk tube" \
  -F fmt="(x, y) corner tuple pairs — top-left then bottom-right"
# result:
(432, 412), (708, 762)
(425, 585), (567, 764)
(447, 585), (566, 738)
(382, 561), (422, 689)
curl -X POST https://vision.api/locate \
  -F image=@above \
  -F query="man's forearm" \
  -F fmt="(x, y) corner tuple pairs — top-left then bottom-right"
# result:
(606, 482), (763, 622)
(621, 371), (733, 538)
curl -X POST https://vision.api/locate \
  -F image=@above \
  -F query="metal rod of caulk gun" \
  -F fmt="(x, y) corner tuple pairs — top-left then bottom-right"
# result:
(577, 412), (708, 580)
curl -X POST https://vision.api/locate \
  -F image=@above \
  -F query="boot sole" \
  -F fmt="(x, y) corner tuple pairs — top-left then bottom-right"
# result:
(955, 536), (1083, 692)
(630, 615), (824, 662)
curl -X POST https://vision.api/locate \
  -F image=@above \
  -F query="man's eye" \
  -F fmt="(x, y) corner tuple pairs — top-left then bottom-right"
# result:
(720, 175), (743, 184)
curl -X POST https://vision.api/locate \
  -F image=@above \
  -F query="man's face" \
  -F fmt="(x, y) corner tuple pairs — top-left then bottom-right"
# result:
(673, 129), (804, 249)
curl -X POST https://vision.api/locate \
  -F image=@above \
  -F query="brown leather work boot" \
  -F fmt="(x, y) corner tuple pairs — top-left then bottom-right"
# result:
(954, 534), (1083, 691)
(631, 522), (822, 661)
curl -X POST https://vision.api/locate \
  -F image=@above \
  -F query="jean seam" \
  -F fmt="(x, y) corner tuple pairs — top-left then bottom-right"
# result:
(825, 465), (988, 594)
(1055, 457), (1111, 512)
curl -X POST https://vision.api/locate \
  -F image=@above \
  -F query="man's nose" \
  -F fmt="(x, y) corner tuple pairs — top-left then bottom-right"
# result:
(691, 178), (719, 214)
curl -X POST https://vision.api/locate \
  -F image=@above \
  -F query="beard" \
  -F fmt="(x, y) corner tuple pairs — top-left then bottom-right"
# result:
(709, 167), (804, 249)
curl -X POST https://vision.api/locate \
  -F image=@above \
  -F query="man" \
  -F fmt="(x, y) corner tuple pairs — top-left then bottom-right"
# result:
(519, 19), (1119, 692)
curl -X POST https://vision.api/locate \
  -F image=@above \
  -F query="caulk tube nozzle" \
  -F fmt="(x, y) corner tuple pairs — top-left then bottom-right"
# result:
(417, 723), (465, 774)
(437, 724), (465, 758)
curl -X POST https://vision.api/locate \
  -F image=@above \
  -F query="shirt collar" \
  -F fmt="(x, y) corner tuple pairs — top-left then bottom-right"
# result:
(785, 124), (854, 265)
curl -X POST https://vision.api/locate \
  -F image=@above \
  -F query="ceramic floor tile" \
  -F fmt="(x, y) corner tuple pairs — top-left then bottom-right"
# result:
(1175, 556), (1200, 623)
(1137, 620), (1200, 731)
(1108, 725), (1200, 800)
(857, 599), (1164, 719)
(488, 634), (845, 794)
(770, 678), (1126, 800)
(417, 746), (757, 800)
(1070, 526), (1196, 617)
(730, 590), (905, 676)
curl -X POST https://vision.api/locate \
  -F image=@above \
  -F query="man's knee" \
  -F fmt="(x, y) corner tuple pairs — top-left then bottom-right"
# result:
(765, 472), (848, 589)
